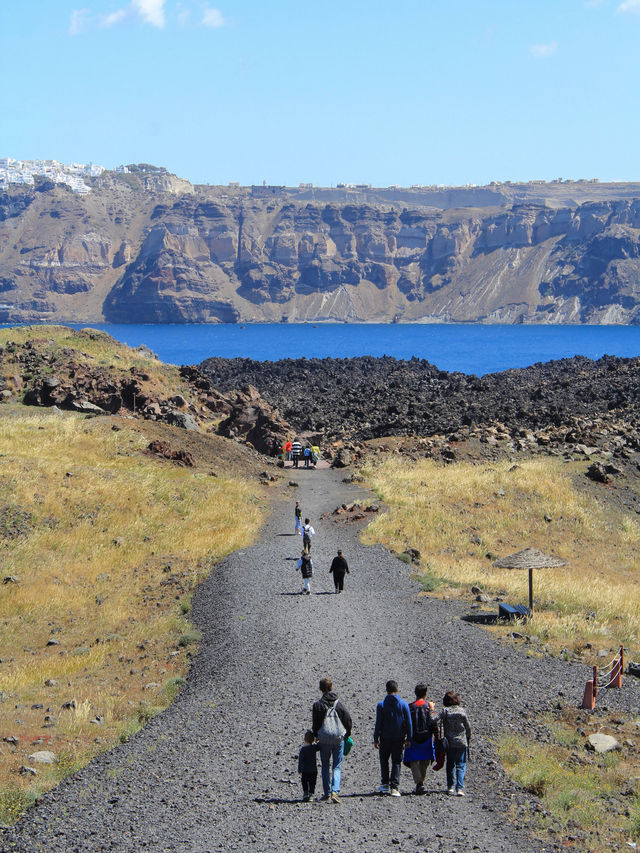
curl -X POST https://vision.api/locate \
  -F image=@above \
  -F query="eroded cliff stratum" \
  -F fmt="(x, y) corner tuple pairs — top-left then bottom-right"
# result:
(2, 171), (640, 324)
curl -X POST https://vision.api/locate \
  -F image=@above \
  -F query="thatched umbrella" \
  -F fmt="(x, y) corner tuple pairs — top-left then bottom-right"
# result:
(493, 548), (567, 612)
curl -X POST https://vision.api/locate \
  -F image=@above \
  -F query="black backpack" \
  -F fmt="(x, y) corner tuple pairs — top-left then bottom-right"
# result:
(300, 555), (313, 578)
(411, 702), (432, 744)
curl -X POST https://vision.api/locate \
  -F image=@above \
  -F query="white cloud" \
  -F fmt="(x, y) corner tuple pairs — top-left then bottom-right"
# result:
(202, 7), (225, 27)
(69, 1), (226, 33)
(529, 41), (558, 58)
(102, 8), (128, 26)
(618, 0), (640, 12)
(132, 0), (166, 27)
(69, 8), (91, 35)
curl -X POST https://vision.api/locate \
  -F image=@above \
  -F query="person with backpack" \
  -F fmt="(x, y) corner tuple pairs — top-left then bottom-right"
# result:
(301, 518), (315, 554)
(312, 677), (353, 803)
(438, 690), (472, 796)
(291, 437), (302, 468)
(403, 683), (438, 794)
(374, 680), (412, 797)
(303, 445), (312, 468)
(329, 549), (349, 593)
(296, 550), (313, 595)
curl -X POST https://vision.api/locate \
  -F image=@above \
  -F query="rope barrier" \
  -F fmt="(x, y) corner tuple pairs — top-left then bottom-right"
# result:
(582, 646), (623, 709)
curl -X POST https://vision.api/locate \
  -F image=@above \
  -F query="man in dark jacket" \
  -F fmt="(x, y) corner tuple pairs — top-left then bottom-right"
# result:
(329, 549), (349, 594)
(373, 680), (412, 797)
(312, 677), (353, 803)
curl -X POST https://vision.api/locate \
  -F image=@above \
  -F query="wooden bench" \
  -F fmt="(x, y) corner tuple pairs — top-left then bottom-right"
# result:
(498, 603), (531, 621)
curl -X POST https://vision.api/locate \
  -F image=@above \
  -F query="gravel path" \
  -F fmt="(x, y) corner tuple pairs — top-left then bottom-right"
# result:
(2, 468), (638, 853)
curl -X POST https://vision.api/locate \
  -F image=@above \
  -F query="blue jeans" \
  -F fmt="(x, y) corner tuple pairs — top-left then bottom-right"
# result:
(446, 746), (467, 791)
(319, 740), (344, 795)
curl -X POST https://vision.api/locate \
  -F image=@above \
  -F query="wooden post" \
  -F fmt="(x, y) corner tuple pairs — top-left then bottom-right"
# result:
(613, 646), (623, 688)
(528, 567), (534, 612)
(593, 665), (598, 698)
(581, 679), (595, 710)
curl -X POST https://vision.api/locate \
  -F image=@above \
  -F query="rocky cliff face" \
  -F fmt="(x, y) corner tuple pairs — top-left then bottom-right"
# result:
(2, 176), (640, 324)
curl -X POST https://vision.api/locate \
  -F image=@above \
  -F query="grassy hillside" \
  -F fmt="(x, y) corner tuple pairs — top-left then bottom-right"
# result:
(360, 454), (640, 850)
(0, 329), (267, 823)
(361, 455), (640, 662)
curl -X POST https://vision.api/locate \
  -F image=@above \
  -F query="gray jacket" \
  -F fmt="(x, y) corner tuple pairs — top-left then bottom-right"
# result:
(439, 706), (471, 749)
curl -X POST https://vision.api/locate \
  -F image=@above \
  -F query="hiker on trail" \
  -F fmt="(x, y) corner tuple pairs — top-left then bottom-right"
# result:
(296, 550), (313, 595)
(298, 729), (320, 802)
(284, 439), (292, 463)
(329, 549), (349, 594)
(311, 444), (321, 464)
(291, 437), (302, 468)
(303, 445), (312, 468)
(439, 691), (471, 797)
(403, 683), (438, 794)
(312, 678), (353, 803)
(294, 501), (302, 534)
(374, 680), (412, 797)
(301, 518), (315, 554)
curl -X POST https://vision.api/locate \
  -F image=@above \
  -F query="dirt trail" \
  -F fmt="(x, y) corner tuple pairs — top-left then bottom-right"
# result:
(3, 468), (634, 853)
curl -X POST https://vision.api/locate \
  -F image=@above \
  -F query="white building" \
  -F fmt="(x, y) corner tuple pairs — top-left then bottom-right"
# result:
(0, 157), (104, 193)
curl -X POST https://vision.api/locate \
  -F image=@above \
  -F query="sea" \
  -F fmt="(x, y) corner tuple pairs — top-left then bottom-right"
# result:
(4, 322), (640, 376)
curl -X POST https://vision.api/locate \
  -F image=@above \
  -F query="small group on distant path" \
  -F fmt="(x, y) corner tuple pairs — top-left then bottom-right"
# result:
(279, 437), (321, 468)
(297, 679), (471, 803)
(295, 547), (350, 595)
(292, 505), (350, 595)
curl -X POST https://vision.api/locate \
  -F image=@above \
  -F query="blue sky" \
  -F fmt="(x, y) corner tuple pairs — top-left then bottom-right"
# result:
(2, 0), (640, 186)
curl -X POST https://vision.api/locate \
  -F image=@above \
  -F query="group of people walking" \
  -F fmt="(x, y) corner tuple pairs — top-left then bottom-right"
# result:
(294, 502), (349, 595)
(298, 679), (471, 802)
(281, 438), (320, 468)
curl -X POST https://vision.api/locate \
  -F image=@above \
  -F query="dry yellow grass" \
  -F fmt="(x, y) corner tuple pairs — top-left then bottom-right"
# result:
(361, 456), (640, 658)
(0, 408), (265, 821)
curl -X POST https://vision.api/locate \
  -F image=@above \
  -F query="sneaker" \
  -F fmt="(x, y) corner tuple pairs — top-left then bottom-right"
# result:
(331, 792), (341, 803)
(456, 789), (465, 796)
(378, 784), (390, 794)
(390, 788), (401, 797)
(415, 783), (425, 794)
(302, 794), (311, 802)
(447, 787), (455, 795)
(320, 793), (330, 801)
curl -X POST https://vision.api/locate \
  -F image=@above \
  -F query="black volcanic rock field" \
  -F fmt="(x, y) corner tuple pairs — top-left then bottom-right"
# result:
(200, 353), (640, 443)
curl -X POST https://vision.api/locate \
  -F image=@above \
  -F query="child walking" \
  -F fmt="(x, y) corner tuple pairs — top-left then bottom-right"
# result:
(297, 550), (314, 594)
(298, 730), (320, 801)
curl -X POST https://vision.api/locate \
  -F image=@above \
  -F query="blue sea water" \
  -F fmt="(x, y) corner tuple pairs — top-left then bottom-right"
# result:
(4, 322), (640, 376)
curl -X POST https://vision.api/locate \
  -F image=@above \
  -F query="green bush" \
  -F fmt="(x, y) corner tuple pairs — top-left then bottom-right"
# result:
(178, 630), (200, 647)
(628, 796), (640, 839)
(0, 785), (37, 825)
(164, 676), (186, 702)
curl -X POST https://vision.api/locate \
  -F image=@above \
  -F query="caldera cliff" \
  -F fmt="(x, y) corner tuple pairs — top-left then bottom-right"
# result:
(2, 173), (640, 324)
